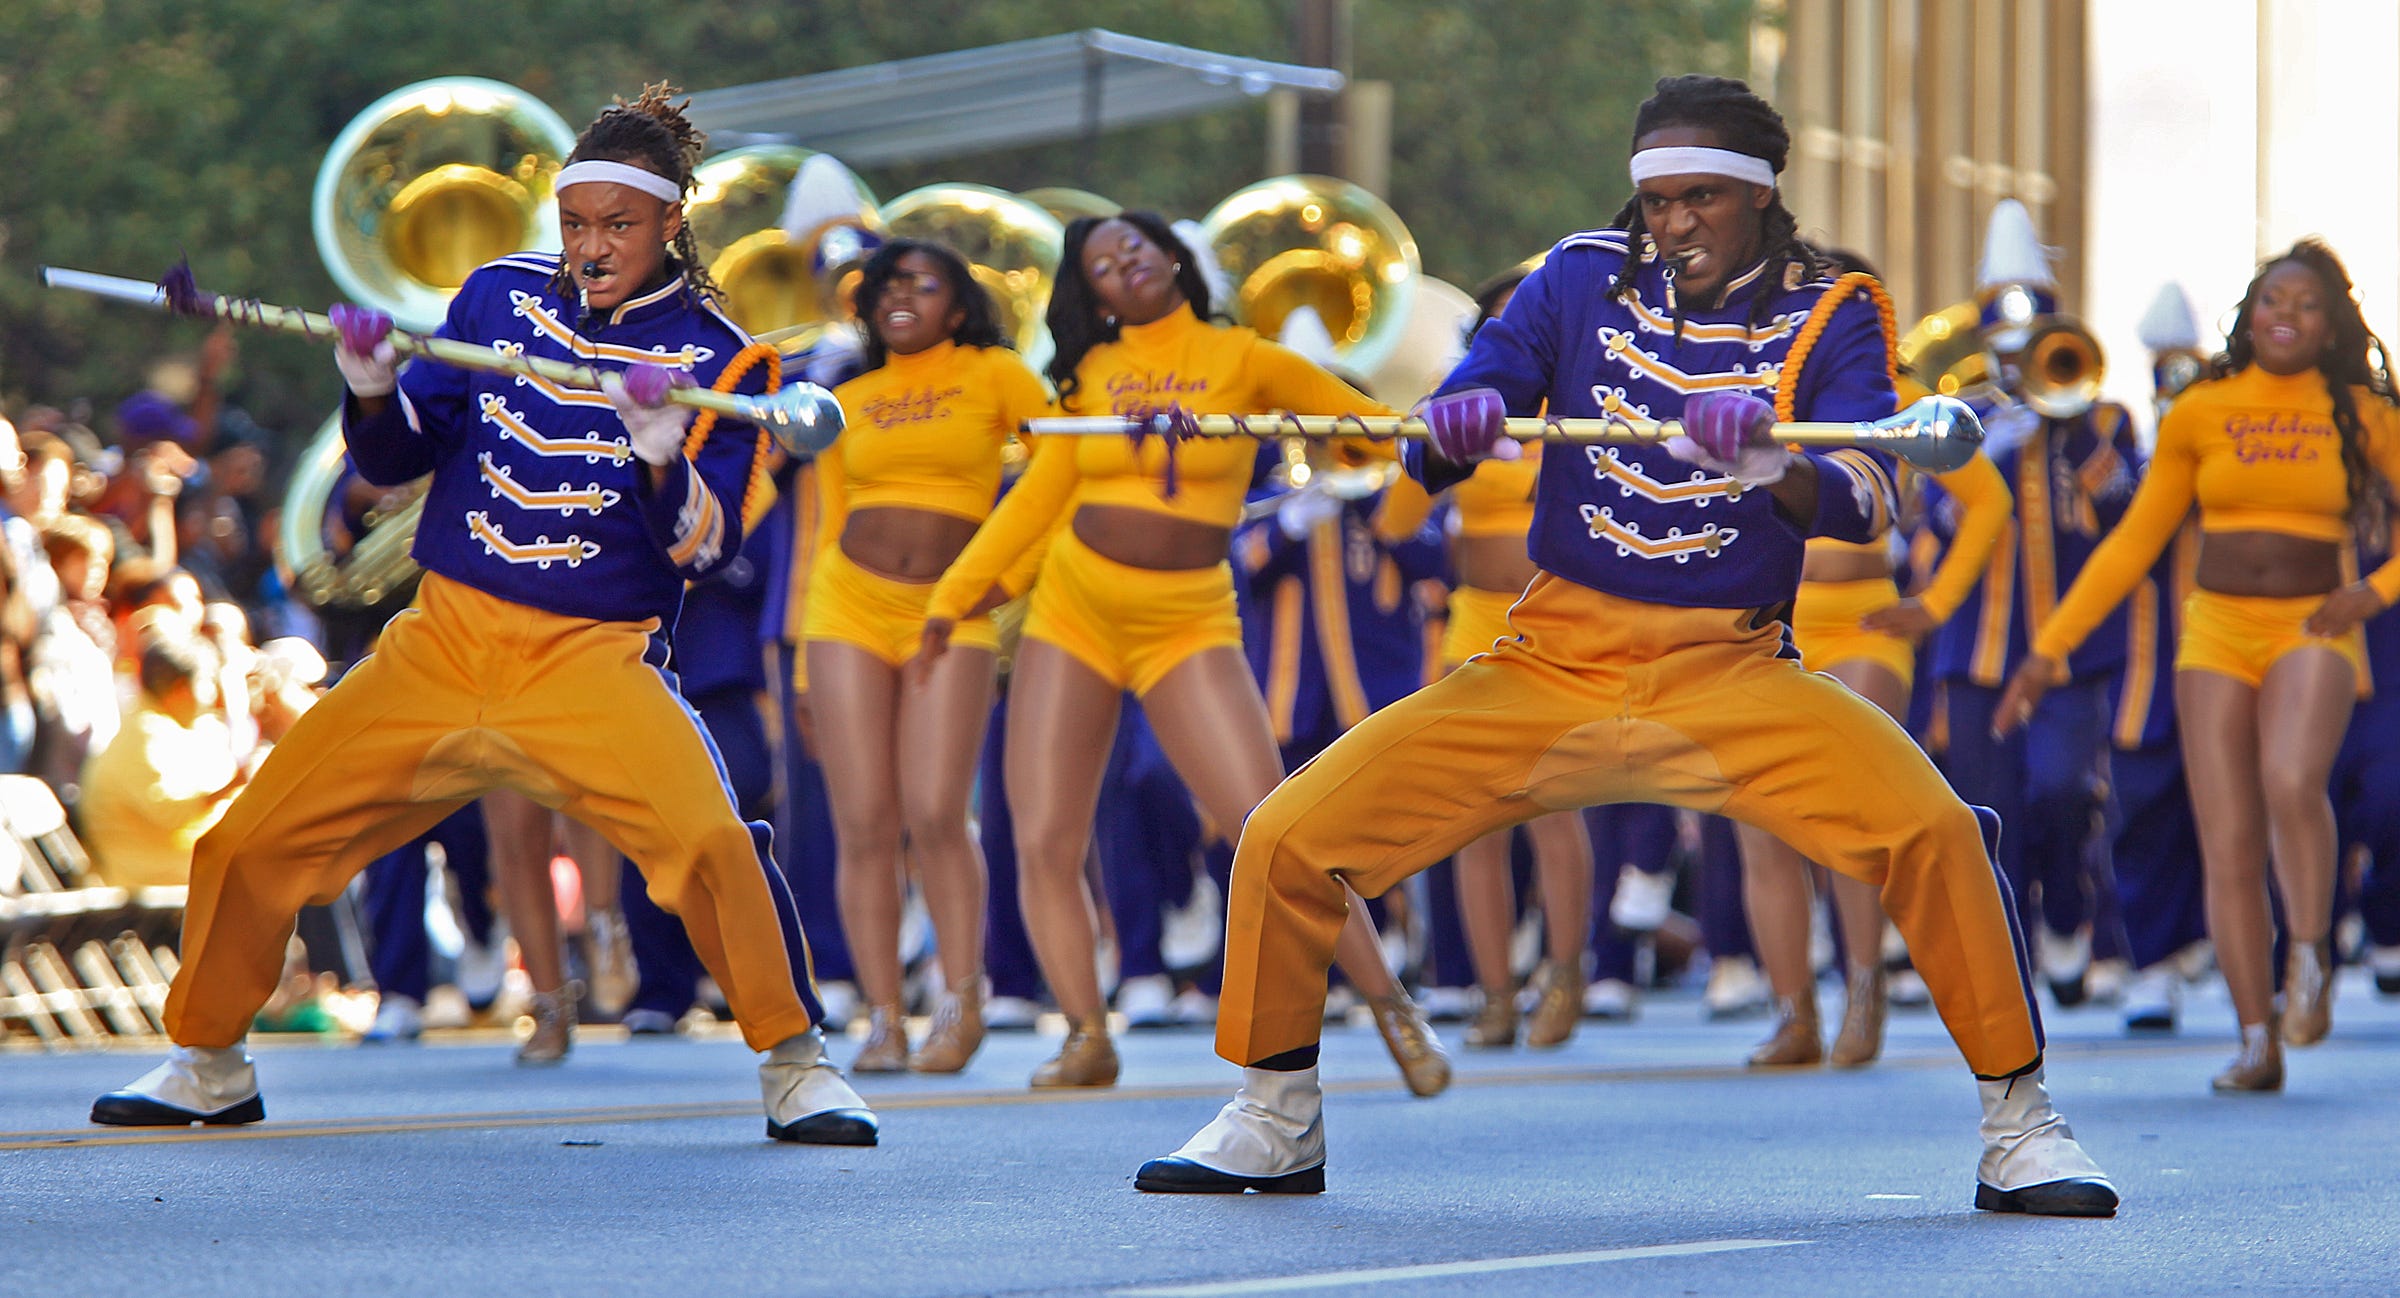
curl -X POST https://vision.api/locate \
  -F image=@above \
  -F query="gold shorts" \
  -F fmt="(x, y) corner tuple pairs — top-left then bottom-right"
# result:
(803, 542), (1000, 667)
(2177, 588), (2365, 688)
(1791, 576), (1914, 686)
(1441, 584), (1523, 669)
(1022, 528), (1242, 696)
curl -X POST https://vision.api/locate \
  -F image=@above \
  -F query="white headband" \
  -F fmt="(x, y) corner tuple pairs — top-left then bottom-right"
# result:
(555, 160), (684, 204)
(1629, 146), (1777, 188)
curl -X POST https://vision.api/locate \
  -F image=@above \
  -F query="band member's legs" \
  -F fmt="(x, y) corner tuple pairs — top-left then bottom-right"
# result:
(497, 617), (821, 1052)
(1219, 578), (2043, 1079)
(896, 645), (999, 987)
(484, 789), (565, 994)
(808, 641), (910, 1010)
(166, 599), (490, 1046)
(2177, 669), (2274, 1027)
(2256, 647), (2358, 946)
(1001, 640), (1125, 1022)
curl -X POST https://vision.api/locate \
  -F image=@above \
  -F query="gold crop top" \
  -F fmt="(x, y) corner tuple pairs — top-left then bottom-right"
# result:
(2034, 365), (2400, 660)
(1803, 450), (2013, 623)
(823, 342), (1053, 532)
(1449, 444), (1542, 538)
(927, 305), (1390, 621)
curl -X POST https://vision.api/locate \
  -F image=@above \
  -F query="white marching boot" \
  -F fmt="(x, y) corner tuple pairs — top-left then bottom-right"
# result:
(92, 1044), (264, 1127)
(760, 1029), (878, 1146)
(1974, 1065), (2118, 1216)
(1136, 1066), (1326, 1194)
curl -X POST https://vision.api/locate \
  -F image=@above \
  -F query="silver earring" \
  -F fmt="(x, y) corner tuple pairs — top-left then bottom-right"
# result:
(1172, 262), (1184, 272)
(1104, 314), (1119, 327)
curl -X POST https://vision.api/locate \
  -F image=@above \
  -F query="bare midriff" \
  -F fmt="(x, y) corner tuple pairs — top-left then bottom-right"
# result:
(1800, 544), (1891, 584)
(1453, 534), (1538, 594)
(840, 506), (982, 583)
(2195, 530), (2343, 598)
(1071, 502), (1231, 571)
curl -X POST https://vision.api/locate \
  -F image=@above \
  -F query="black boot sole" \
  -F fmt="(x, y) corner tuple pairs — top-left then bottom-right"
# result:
(90, 1092), (265, 1128)
(766, 1109), (878, 1146)
(1135, 1156), (1325, 1194)
(1974, 1178), (2119, 1217)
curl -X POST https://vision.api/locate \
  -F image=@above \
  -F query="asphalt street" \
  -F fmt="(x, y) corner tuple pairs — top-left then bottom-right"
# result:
(4, 974), (2397, 1297)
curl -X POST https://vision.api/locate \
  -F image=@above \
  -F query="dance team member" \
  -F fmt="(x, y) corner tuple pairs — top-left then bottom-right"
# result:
(92, 86), (874, 1146)
(808, 239), (1052, 1073)
(1739, 247), (2014, 1068)
(919, 212), (1440, 1091)
(2000, 239), (2400, 1091)
(1138, 75), (2115, 1217)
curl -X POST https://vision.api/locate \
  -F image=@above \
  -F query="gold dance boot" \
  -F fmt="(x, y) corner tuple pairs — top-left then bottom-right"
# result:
(1747, 993), (1823, 1068)
(1523, 961), (1584, 1048)
(851, 1003), (910, 1074)
(515, 981), (581, 1067)
(2212, 1019), (2284, 1093)
(2283, 940), (2335, 1047)
(909, 979), (986, 1074)
(1828, 966), (1888, 1068)
(1463, 983), (1520, 1048)
(1367, 990), (1453, 1097)
(1030, 1011), (1120, 1088)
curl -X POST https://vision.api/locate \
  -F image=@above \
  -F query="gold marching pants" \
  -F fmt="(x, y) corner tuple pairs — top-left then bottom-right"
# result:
(165, 572), (822, 1051)
(1217, 572), (2044, 1079)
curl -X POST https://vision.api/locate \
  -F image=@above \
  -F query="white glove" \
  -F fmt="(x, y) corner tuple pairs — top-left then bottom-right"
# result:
(329, 303), (398, 398)
(600, 369), (696, 467)
(1663, 435), (1789, 487)
(335, 342), (398, 398)
(1276, 484), (1345, 539)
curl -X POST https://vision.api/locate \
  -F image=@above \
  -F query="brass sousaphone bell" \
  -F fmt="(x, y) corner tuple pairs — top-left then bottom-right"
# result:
(1199, 174), (1420, 377)
(685, 145), (884, 347)
(311, 77), (576, 333)
(285, 77), (574, 611)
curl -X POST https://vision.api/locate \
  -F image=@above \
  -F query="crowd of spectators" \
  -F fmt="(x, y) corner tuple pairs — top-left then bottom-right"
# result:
(1, 326), (330, 892)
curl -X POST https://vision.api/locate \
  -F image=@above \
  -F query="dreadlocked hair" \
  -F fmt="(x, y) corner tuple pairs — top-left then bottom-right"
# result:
(853, 239), (1009, 372)
(1609, 74), (1816, 330)
(2213, 238), (2398, 526)
(1046, 212), (1218, 412)
(548, 82), (720, 307)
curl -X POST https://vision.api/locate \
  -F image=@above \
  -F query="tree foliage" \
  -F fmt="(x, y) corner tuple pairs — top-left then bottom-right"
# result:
(0, 0), (1752, 447)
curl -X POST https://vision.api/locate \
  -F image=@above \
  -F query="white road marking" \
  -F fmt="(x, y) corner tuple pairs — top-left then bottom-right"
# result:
(1112, 1238), (1808, 1296)
(1864, 1193), (1922, 1200)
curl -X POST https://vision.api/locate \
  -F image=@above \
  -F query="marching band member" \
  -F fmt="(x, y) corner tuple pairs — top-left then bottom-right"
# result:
(2000, 239), (2400, 1091)
(919, 212), (1444, 1093)
(2334, 554), (2400, 997)
(91, 86), (874, 1146)
(1137, 75), (2115, 1217)
(2111, 286), (2211, 1035)
(2106, 535), (2207, 1033)
(1738, 247), (2015, 1069)
(1928, 202), (2144, 1008)
(808, 239), (1052, 1073)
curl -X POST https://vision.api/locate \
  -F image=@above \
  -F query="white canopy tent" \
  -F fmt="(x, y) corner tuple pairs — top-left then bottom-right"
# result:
(683, 28), (1344, 167)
